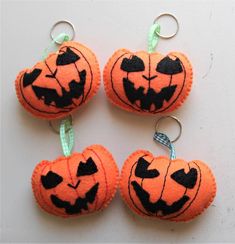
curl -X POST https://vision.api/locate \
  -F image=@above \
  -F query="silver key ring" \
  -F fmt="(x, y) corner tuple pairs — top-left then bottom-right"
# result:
(50, 20), (75, 44)
(155, 115), (182, 143)
(153, 13), (179, 39)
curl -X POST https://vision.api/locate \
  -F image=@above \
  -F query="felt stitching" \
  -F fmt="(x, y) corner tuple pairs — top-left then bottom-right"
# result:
(166, 161), (202, 221)
(59, 45), (94, 103)
(73, 62), (85, 105)
(86, 145), (119, 212)
(119, 150), (153, 216)
(87, 148), (109, 211)
(128, 156), (152, 216)
(15, 41), (100, 120)
(32, 145), (118, 218)
(120, 153), (216, 222)
(18, 72), (72, 114)
(66, 157), (79, 198)
(39, 163), (66, 217)
(153, 54), (187, 113)
(110, 52), (144, 112)
(104, 49), (142, 112)
(103, 50), (193, 115)
(81, 152), (99, 212)
(49, 163), (68, 217)
(139, 158), (155, 216)
(32, 161), (68, 217)
(169, 161), (216, 222)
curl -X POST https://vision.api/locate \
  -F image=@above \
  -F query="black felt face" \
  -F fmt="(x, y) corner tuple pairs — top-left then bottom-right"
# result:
(120, 55), (183, 111)
(22, 47), (86, 108)
(41, 157), (99, 215)
(130, 157), (198, 216)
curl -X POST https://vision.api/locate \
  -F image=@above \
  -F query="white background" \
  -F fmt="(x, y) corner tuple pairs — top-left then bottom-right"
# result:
(1, 0), (235, 243)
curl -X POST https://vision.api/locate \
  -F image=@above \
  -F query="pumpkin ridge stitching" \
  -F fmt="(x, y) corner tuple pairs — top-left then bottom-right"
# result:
(40, 163), (66, 217)
(15, 41), (101, 120)
(165, 161), (202, 220)
(81, 152), (99, 212)
(110, 52), (144, 112)
(128, 155), (152, 216)
(85, 144), (119, 212)
(104, 50), (193, 115)
(87, 148), (109, 210)
(66, 157), (80, 198)
(32, 161), (67, 217)
(59, 45), (94, 103)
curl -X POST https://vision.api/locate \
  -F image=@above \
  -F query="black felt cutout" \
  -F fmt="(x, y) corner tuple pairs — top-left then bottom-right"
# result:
(23, 69), (42, 87)
(50, 183), (99, 214)
(68, 180), (81, 189)
(56, 47), (80, 66)
(41, 171), (63, 189)
(123, 78), (177, 110)
(31, 69), (86, 108)
(45, 68), (58, 79)
(135, 157), (159, 178)
(142, 75), (158, 81)
(120, 56), (145, 72)
(156, 56), (183, 75)
(131, 181), (190, 215)
(77, 157), (98, 176)
(171, 168), (198, 189)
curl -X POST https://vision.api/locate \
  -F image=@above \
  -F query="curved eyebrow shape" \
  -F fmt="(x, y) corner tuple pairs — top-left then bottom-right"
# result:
(120, 55), (145, 72)
(135, 157), (159, 178)
(41, 171), (63, 189)
(23, 68), (42, 87)
(77, 157), (98, 176)
(56, 47), (80, 66)
(171, 168), (198, 189)
(156, 56), (183, 75)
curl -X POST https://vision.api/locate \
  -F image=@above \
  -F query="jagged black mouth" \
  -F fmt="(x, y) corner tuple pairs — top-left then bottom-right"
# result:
(123, 78), (177, 111)
(50, 183), (99, 214)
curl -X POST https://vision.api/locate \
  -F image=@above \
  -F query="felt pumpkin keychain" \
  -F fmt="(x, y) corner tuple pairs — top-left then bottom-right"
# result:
(103, 14), (193, 114)
(15, 21), (100, 120)
(14, 21), (119, 217)
(120, 116), (216, 222)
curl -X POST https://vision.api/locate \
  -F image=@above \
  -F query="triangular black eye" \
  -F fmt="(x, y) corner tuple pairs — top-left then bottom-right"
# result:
(120, 55), (145, 72)
(135, 157), (159, 178)
(23, 69), (42, 87)
(56, 47), (80, 65)
(156, 56), (183, 74)
(41, 171), (63, 189)
(77, 157), (98, 176)
(171, 168), (198, 189)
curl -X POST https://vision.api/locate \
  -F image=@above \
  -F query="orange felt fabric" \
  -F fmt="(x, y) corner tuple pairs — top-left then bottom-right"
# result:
(15, 41), (100, 120)
(32, 145), (119, 218)
(120, 150), (216, 222)
(104, 49), (193, 114)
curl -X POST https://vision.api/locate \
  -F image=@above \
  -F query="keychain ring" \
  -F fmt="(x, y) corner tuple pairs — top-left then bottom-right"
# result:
(155, 116), (182, 143)
(49, 115), (73, 134)
(153, 13), (179, 39)
(50, 20), (75, 44)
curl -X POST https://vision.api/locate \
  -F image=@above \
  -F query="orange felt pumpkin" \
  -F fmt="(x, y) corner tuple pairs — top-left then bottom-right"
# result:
(120, 150), (216, 221)
(103, 49), (192, 114)
(15, 41), (100, 120)
(32, 145), (118, 217)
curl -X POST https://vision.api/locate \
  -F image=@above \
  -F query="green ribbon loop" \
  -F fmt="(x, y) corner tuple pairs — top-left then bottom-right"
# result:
(148, 23), (161, 53)
(153, 132), (176, 160)
(60, 118), (74, 157)
(42, 32), (70, 60)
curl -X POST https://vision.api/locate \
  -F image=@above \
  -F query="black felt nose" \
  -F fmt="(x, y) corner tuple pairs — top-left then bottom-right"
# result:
(67, 179), (80, 189)
(142, 75), (158, 81)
